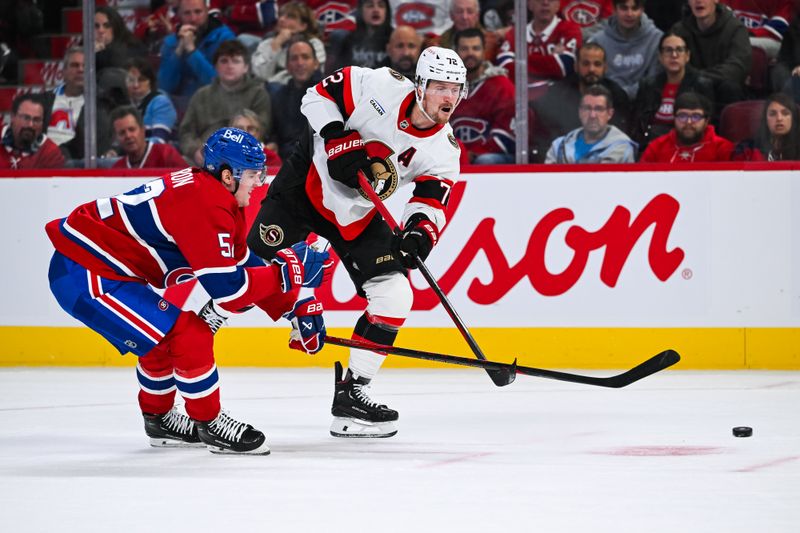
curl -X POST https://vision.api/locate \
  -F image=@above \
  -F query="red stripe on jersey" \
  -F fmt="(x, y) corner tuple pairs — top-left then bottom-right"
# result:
(99, 293), (165, 342)
(88, 272), (102, 298)
(343, 67), (355, 117)
(365, 311), (406, 328)
(409, 196), (446, 211)
(315, 76), (337, 104)
(397, 92), (445, 138)
(304, 164), (377, 241)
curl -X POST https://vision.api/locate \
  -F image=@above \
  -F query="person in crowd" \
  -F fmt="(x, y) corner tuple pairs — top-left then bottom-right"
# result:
(722, 0), (792, 59)
(230, 109), (282, 172)
(631, 32), (715, 151)
(589, 0), (662, 98)
(0, 0), (44, 84)
(179, 39), (271, 166)
(45, 47), (85, 149)
(327, 0), (393, 72)
(94, 6), (147, 72)
(135, 0), (180, 54)
(671, 0), (752, 105)
(251, 1), (326, 86)
(436, 0), (500, 62)
(44, 47), (125, 164)
(772, 14), (800, 102)
(269, 37), (323, 161)
(545, 84), (636, 163)
(125, 57), (178, 144)
(390, 0), (454, 40)
(451, 28), (515, 164)
(496, 0), (583, 82)
(0, 93), (65, 169)
(530, 42), (630, 161)
(731, 92), (800, 160)
(110, 106), (187, 169)
(640, 91), (734, 162)
(46, 126), (331, 455)
(379, 24), (424, 80)
(561, 0), (613, 40)
(158, 0), (236, 109)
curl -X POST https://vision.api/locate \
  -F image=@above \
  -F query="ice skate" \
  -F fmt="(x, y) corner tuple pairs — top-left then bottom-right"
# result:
(143, 407), (204, 448)
(330, 361), (398, 438)
(195, 410), (270, 455)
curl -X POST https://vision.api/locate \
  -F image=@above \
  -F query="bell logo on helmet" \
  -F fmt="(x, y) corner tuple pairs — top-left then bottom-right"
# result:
(222, 129), (245, 143)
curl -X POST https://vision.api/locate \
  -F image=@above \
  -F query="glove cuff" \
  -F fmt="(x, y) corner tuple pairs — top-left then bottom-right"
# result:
(272, 247), (305, 293)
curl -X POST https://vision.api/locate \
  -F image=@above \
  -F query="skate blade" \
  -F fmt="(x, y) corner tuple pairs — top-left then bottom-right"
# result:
(149, 437), (206, 448)
(330, 417), (397, 438)
(206, 442), (271, 455)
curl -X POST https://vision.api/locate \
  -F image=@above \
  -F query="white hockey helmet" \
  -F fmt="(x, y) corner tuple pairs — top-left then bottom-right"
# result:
(415, 46), (468, 107)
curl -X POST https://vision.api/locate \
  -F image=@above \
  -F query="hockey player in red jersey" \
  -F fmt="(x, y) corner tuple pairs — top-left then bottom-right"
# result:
(496, 0), (583, 81)
(46, 127), (331, 455)
(247, 46), (466, 438)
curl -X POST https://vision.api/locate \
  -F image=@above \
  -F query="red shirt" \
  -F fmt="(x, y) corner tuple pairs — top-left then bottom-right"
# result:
(0, 128), (65, 169)
(111, 142), (187, 169)
(654, 83), (679, 125)
(640, 125), (735, 163)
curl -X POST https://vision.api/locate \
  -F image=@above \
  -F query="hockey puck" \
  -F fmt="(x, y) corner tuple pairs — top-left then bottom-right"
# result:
(732, 426), (753, 437)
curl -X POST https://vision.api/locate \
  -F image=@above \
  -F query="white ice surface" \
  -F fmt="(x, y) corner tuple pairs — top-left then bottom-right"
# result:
(0, 368), (798, 533)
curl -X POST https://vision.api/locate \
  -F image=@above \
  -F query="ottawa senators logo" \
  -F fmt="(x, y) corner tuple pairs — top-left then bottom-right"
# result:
(362, 140), (398, 201)
(158, 299), (170, 311)
(259, 224), (284, 246)
(389, 69), (405, 81)
(447, 133), (459, 150)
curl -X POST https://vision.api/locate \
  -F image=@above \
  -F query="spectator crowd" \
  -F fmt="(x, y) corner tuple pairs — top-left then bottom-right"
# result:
(3, 0), (800, 170)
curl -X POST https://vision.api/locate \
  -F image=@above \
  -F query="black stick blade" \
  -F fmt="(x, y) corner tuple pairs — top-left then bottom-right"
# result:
(488, 359), (516, 387)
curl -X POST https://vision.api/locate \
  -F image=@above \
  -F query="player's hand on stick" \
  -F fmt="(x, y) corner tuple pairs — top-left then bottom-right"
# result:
(283, 297), (325, 354)
(392, 214), (439, 269)
(323, 128), (371, 189)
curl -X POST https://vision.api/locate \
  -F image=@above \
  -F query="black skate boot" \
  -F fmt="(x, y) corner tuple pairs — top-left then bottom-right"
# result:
(143, 407), (204, 448)
(330, 361), (398, 438)
(195, 410), (270, 455)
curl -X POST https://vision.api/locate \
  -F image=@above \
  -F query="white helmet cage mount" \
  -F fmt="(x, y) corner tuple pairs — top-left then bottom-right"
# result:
(414, 46), (468, 111)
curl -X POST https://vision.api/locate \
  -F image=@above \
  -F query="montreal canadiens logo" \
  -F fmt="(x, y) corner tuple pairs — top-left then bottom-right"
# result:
(164, 267), (195, 287)
(158, 299), (170, 311)
(259, 224), (284, 246)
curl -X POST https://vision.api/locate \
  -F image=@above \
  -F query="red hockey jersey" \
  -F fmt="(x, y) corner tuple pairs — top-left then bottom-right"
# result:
(111, 142), (187, 169)
(560, 0), (613, 31)
(451, 66), (515, 158)
(722, 0), (792, 42)
(496, 16), (582, 80)
(45, 168), (294, 318)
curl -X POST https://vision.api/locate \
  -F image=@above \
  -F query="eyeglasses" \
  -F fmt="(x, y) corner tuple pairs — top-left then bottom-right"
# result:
(661, 46), (687, 56)
(578, 105), (608, 114)
(675, 112), (707, 123)
(14, 113), (44, 124)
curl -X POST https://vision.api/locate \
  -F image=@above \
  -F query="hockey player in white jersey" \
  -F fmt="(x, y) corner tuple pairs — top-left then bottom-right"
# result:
(247, 46), (466, 438)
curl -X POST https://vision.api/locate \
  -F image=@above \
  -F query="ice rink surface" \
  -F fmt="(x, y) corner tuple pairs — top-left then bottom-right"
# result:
(1, 366), (798, 533)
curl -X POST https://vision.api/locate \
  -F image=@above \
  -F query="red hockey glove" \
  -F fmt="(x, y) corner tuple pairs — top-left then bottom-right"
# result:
(324, 129), (371, 188)
(392, 214), (439, 269)
(283, 297), (326, 354)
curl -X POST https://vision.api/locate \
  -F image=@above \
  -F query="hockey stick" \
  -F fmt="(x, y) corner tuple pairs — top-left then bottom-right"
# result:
(357, 171), (514, 387)
(326, 335), (681, 389)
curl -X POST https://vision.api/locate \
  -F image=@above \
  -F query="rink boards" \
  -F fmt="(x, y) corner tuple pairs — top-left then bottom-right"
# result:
(1, 163), (799, 369)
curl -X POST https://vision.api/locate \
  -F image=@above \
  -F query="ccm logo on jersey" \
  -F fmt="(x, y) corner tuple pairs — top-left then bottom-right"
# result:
(222, 129), (244, 143)
(327, 138), (364, 157)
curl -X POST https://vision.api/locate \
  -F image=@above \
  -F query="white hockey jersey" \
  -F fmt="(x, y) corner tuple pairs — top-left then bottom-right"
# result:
(301, 66), (461, 240)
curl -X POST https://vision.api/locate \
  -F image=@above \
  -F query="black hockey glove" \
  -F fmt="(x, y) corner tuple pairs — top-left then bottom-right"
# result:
(392, 214), (439, 269)
(323, 128), (371, 189)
